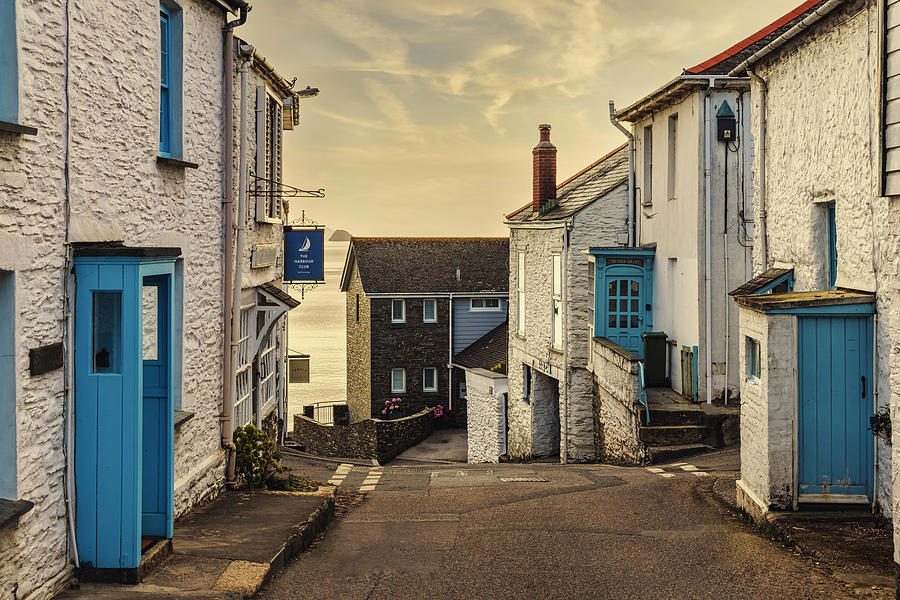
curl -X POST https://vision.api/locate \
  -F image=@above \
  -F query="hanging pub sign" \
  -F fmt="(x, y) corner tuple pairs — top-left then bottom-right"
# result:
(288, 354), (310, 383)
(284, 227), (325, 282)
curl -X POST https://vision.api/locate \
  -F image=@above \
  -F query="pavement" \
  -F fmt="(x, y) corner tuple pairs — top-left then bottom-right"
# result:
(393, 427), (468, 463)
(56, 489), (335, 599)
(256, 448), (894, 600)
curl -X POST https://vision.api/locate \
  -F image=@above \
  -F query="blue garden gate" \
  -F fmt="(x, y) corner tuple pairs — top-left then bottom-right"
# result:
(798, 315), (873, 503)
(74, 251), (177, 570)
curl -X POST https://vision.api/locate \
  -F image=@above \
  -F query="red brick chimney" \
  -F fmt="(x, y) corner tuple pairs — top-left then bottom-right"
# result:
(532, 124), (556, 213)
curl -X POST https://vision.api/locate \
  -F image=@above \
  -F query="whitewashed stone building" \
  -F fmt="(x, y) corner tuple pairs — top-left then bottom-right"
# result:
(0, 0), (303, 596)
(505, 127), (629, 462)
(726, 0), (896, 544)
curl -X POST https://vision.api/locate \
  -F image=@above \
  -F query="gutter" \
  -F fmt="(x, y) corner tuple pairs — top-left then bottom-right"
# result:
(364, 292), (509, 299)
(726, 0), (847, 77)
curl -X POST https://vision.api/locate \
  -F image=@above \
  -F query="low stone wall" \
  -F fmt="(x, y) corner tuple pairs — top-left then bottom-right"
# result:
(589, 338), (649, 465)
(292, 408), (434, 464)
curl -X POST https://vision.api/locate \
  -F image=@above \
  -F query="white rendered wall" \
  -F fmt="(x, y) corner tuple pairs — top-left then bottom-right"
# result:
(749, 1), (892, 521)
(465, 369), (508, 463)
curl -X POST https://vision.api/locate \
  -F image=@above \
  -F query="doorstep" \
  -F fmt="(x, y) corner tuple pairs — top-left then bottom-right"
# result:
(56, 487), (336, 599)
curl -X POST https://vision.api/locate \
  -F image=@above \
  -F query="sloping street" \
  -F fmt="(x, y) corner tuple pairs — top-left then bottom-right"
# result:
(260, 451), (873, 600)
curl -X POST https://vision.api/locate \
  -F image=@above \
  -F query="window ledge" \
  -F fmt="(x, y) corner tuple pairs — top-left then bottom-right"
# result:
(174, 410), (195, 428)
(0, 120), (38, 136)
(0, 498), (35, 530)
(157, 155), (199, 169)
(255, 217), (283, 225)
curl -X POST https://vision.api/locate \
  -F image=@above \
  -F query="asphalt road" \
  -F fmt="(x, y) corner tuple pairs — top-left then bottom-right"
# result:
(263, 450), (855, 599)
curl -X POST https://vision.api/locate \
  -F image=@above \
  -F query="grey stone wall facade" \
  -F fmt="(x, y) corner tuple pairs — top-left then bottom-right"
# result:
(345, 261), (371, 422)
(464, 369), (508, 463)
(506, 183), (628, 462)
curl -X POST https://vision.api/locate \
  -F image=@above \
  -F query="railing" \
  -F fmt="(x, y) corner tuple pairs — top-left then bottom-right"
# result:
(306, 401), (345, 425)
(637, 361), (650, 425)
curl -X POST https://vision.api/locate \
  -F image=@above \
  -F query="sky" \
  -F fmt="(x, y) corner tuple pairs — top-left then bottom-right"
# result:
(242, 0), (801, 237)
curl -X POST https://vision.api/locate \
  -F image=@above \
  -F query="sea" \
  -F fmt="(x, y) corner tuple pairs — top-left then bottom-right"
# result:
(286, 241), (349, 421)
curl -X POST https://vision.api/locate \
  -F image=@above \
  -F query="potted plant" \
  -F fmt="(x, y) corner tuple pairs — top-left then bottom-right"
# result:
(870, 407), (891, 445)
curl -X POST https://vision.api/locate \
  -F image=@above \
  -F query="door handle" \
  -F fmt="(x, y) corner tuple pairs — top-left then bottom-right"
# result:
(861, 376), (866, 398)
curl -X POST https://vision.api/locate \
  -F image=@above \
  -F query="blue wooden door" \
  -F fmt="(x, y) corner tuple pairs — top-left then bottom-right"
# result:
(74, 259), (142, 569)
(798, 316), (873, 501)
(141, 274), (173, 538)
(604, 268), (645, 355)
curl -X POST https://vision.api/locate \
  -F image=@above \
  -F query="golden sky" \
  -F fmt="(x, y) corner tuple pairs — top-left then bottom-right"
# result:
(242, 0), (801, 237)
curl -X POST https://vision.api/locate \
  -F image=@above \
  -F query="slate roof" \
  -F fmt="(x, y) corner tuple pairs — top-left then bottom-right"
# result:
(259, 282), (301, 308)
(684, 0), (827, 76)
(729, 268), (792, 297)
(340, 237), (509, 294)
(453, 322), (508, 374)
(506, 144), (629, 222)
(615, 0), (828, 122)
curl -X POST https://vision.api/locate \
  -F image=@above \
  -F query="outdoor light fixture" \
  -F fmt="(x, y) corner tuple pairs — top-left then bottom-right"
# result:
(296, 86), (320, 98)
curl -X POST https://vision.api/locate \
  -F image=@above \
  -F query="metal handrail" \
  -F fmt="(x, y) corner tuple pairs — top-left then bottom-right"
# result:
(637, 361), (650, 425)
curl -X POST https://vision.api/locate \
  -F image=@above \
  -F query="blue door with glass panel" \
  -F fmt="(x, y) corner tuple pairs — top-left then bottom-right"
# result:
(606, 272), (644, 354)
(798, 315), (873, 502)
(74, 254), (176, 570)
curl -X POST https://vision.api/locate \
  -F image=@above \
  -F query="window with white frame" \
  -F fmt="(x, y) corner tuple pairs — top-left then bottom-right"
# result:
(552, 254), (562, 349)
(642, 124), (653, 206)
(882, 0), (900, 195)
(667, 114), (678, 201)
(423, 299), (437, 323)
(423, 367), (437, 392)
(391, 368), (406, 393)
(391, 299), (405, 323)
(257, 327), (277, 417)
(470, 298), (500, 311)
(517, 251), (525, 335)
(234, 306), (253, 427)
(587, 259), (595, 340)
(522, 364), (531, 402)
(255, 86), (284, 221)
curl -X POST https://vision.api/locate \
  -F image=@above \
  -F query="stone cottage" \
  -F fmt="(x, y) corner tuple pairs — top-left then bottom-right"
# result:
(505, 127), (629, 462)
(0, 0), (303, 596)
(723, 0), (895, 539)
(340, 237), (509, 425)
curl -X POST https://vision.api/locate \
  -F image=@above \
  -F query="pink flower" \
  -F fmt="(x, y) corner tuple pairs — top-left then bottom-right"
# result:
(382, 409), (387, 414)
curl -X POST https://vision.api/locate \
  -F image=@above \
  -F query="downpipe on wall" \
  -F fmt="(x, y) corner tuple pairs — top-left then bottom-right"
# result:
(704, 80), (714, 405)
(608, 101), (636, 246)
(448, 293), (454, 413)
(561, 220), (572, 464)
(746, 69), (768, 270)
(873, 312), (879, 512)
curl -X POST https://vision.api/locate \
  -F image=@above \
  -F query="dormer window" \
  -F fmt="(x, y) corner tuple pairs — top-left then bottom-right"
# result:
(471, 298), (500, 312)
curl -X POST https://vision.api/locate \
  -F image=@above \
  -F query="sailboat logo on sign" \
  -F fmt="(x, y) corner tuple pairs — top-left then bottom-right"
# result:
(284, 229), (324, 282)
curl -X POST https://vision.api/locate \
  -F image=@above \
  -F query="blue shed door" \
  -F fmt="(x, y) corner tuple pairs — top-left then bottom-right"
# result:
(141, 274), (174, 538)
(798, 316), (873, 502)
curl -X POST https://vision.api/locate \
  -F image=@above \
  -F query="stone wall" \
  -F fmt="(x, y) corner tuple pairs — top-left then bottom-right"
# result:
(735, 307), (795, 515)
(0, 1), (231, 598)
(345, 260), (371, 423)
(464, 369), (508, 463)
(750, 0), (893, 524)
(292, 408), (434, 464)
(370, 297), (450, 418)
(589, 338), (649, 464)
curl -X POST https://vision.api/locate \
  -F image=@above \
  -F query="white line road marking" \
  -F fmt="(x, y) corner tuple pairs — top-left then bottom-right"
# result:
(646, 467), (664, 473)
(359, 467), (383, 492)
(660, 473), (676, 478)
(670, 463), (687, 467)
(691, 471), (709, 477)
(679, 465), (698, 472)
(328, 463), (354, 486)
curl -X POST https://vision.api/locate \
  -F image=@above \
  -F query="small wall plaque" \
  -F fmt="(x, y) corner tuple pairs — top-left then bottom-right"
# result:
(251, 244), (278, 268)
(30, 342), (64, 376)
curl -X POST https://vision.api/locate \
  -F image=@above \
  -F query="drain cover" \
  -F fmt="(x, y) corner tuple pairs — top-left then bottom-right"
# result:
(500, 477), (548, 483)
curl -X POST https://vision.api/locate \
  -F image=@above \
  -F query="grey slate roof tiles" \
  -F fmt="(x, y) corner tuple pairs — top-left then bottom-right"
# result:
(453, 321), (508, 374)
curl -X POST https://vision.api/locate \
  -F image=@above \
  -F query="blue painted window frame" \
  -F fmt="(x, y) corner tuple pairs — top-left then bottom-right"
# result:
(158, 2), (182, 158)
(745, 336), (761, 382)
(826, 203), (837, 289)
(0, 271), (15, 500)
(0, 0), (18, 124)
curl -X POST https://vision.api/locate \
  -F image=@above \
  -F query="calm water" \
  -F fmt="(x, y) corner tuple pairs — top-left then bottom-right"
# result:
(286, 241), (349, 421)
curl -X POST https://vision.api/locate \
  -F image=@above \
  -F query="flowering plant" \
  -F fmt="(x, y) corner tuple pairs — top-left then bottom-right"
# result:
(433, 404), (451, 423)
(382, 397), (404, 417)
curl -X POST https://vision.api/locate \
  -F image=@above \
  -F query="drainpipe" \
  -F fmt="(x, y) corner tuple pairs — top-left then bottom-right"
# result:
(448, 293), (454, 412)
(222, 6), (248, 487)
(873, 312), (879, 511)
(561, 220), (572, 464)
(226, 41), (253, 486)
(746, 69), (768, 271)
(609, 101), (636, 246)
(704, 79), (715, 405)
(723, 132), (729, 405)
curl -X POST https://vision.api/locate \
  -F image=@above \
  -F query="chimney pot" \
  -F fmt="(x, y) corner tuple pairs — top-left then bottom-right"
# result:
(532, 124), (557, 214)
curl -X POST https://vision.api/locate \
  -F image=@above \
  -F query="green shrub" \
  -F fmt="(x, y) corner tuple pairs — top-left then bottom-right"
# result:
(233, 425), (283, 488)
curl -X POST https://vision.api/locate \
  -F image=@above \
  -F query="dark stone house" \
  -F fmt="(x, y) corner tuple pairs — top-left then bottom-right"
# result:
(340, 237), (509, 425)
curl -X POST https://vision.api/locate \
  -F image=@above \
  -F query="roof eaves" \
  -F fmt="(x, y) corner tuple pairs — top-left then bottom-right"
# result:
(204, 0), (248, 15)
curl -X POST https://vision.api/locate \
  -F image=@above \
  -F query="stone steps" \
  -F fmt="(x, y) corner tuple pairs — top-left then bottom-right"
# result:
(639, 424), (712, 446)
(640, 408), (704, 427)
(647, 443), (714, 464)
